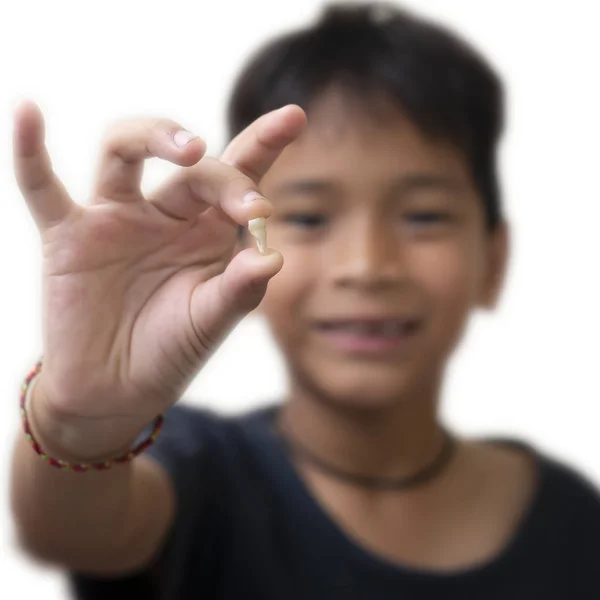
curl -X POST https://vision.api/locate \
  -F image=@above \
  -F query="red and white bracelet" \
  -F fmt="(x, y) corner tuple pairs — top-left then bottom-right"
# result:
(20, 357), (164, 473)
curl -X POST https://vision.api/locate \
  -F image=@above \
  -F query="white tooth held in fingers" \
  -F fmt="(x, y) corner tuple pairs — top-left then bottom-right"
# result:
(248, 217), (267, 254)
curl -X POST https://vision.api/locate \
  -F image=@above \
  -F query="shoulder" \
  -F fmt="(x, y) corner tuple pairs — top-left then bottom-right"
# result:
(143, 403), (223, 477)
(143, 402), (276, 489)
(533, 451), (600, 585)
(474, 436), (600, 517)
(466, 437), (600, 553)
(146, 403), (227, 457)
(537, 451), (600, 521)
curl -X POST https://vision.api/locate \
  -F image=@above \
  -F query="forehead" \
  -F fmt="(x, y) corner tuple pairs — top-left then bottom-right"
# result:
(261, 91), (472, 191)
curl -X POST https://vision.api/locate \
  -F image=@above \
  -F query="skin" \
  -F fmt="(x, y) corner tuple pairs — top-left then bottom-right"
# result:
(240, 89), (536, 571)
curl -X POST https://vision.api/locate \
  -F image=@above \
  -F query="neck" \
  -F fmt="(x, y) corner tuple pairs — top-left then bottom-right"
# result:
(279, 374), (446, 481)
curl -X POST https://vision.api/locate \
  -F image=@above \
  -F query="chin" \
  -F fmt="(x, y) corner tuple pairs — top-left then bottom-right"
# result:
(327, 383), (410, 413)
(296, 361), (421, 414)
(330, 393), (405, 414)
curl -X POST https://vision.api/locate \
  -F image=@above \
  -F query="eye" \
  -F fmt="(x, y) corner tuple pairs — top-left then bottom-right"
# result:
(405, 211), (453, 226)
(283, 213), (328, 229)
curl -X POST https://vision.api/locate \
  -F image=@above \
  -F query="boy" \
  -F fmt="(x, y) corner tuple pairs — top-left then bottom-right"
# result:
(11, 3), (600, 599)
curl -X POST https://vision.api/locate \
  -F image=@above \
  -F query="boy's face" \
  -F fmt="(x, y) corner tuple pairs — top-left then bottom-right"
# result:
(249, 93), (507, 411)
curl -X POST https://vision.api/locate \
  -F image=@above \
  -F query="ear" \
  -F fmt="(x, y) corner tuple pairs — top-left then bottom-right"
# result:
(480, 221), (510, 310)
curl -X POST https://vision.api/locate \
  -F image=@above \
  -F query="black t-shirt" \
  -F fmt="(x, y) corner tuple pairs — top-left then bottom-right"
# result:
(70, 403), (600, 599)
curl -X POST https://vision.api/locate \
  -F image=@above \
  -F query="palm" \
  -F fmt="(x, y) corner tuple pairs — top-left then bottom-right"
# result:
(42, 197), (236, 420)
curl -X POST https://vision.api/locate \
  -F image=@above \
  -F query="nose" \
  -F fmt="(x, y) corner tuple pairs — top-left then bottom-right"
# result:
(329, 216), (406, 290)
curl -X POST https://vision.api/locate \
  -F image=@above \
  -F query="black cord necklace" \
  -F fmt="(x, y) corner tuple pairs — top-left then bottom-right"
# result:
(277, 423), (457, 491)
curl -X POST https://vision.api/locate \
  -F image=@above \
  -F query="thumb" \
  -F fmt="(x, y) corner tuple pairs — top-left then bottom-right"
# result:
(189, 247), (283, 346)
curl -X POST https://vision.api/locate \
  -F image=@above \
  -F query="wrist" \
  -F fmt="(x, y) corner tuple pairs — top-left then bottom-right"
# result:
(26, 373), (144, 464)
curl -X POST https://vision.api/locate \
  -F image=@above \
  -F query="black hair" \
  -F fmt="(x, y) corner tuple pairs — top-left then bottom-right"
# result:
(227, 1), (505, 230)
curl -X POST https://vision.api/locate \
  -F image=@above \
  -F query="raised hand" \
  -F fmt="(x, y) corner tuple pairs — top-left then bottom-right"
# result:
(14, 101), (306, 458)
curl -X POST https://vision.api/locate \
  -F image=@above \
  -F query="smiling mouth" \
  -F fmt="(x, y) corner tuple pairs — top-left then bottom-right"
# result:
(314, 319), (422, 355)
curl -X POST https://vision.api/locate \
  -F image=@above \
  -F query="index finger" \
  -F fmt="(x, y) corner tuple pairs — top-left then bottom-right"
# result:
(221, 105), (307, 182)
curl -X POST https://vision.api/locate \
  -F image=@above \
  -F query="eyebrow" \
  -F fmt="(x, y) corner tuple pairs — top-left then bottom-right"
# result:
(390, 173), (462, 194)
(271, 179), (335, 197)
(271, 172), (462, 199)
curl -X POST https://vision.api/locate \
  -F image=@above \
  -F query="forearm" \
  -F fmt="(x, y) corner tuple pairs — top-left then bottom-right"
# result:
(11, 434), (135, 568)
(10, 378), (136, 571)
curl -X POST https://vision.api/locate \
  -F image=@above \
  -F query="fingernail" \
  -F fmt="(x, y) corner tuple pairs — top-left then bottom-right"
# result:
(173, 130), (196, 148)
(243, 190), (265, 205)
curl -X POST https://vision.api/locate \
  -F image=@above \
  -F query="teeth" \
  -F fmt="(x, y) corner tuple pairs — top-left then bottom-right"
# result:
(331, 321), (407, 336)
(248, 217), (267, 254)
(383, 322), (401, 336)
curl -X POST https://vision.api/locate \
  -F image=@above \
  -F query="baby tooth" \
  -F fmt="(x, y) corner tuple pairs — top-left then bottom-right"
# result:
(248, 217), (267, 254)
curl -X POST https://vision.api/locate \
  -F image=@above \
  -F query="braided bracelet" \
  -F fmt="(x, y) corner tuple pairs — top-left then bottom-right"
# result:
(20, 357), (164, 472)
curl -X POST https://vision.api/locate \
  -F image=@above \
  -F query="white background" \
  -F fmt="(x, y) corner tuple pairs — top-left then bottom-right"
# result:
(1, 0), (599, 597)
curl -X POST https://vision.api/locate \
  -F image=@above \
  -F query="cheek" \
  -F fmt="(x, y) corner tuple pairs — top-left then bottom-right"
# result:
(413, 235), (483, 303)
(412, 243), (482, 346)
(259, 249), (314, 342)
